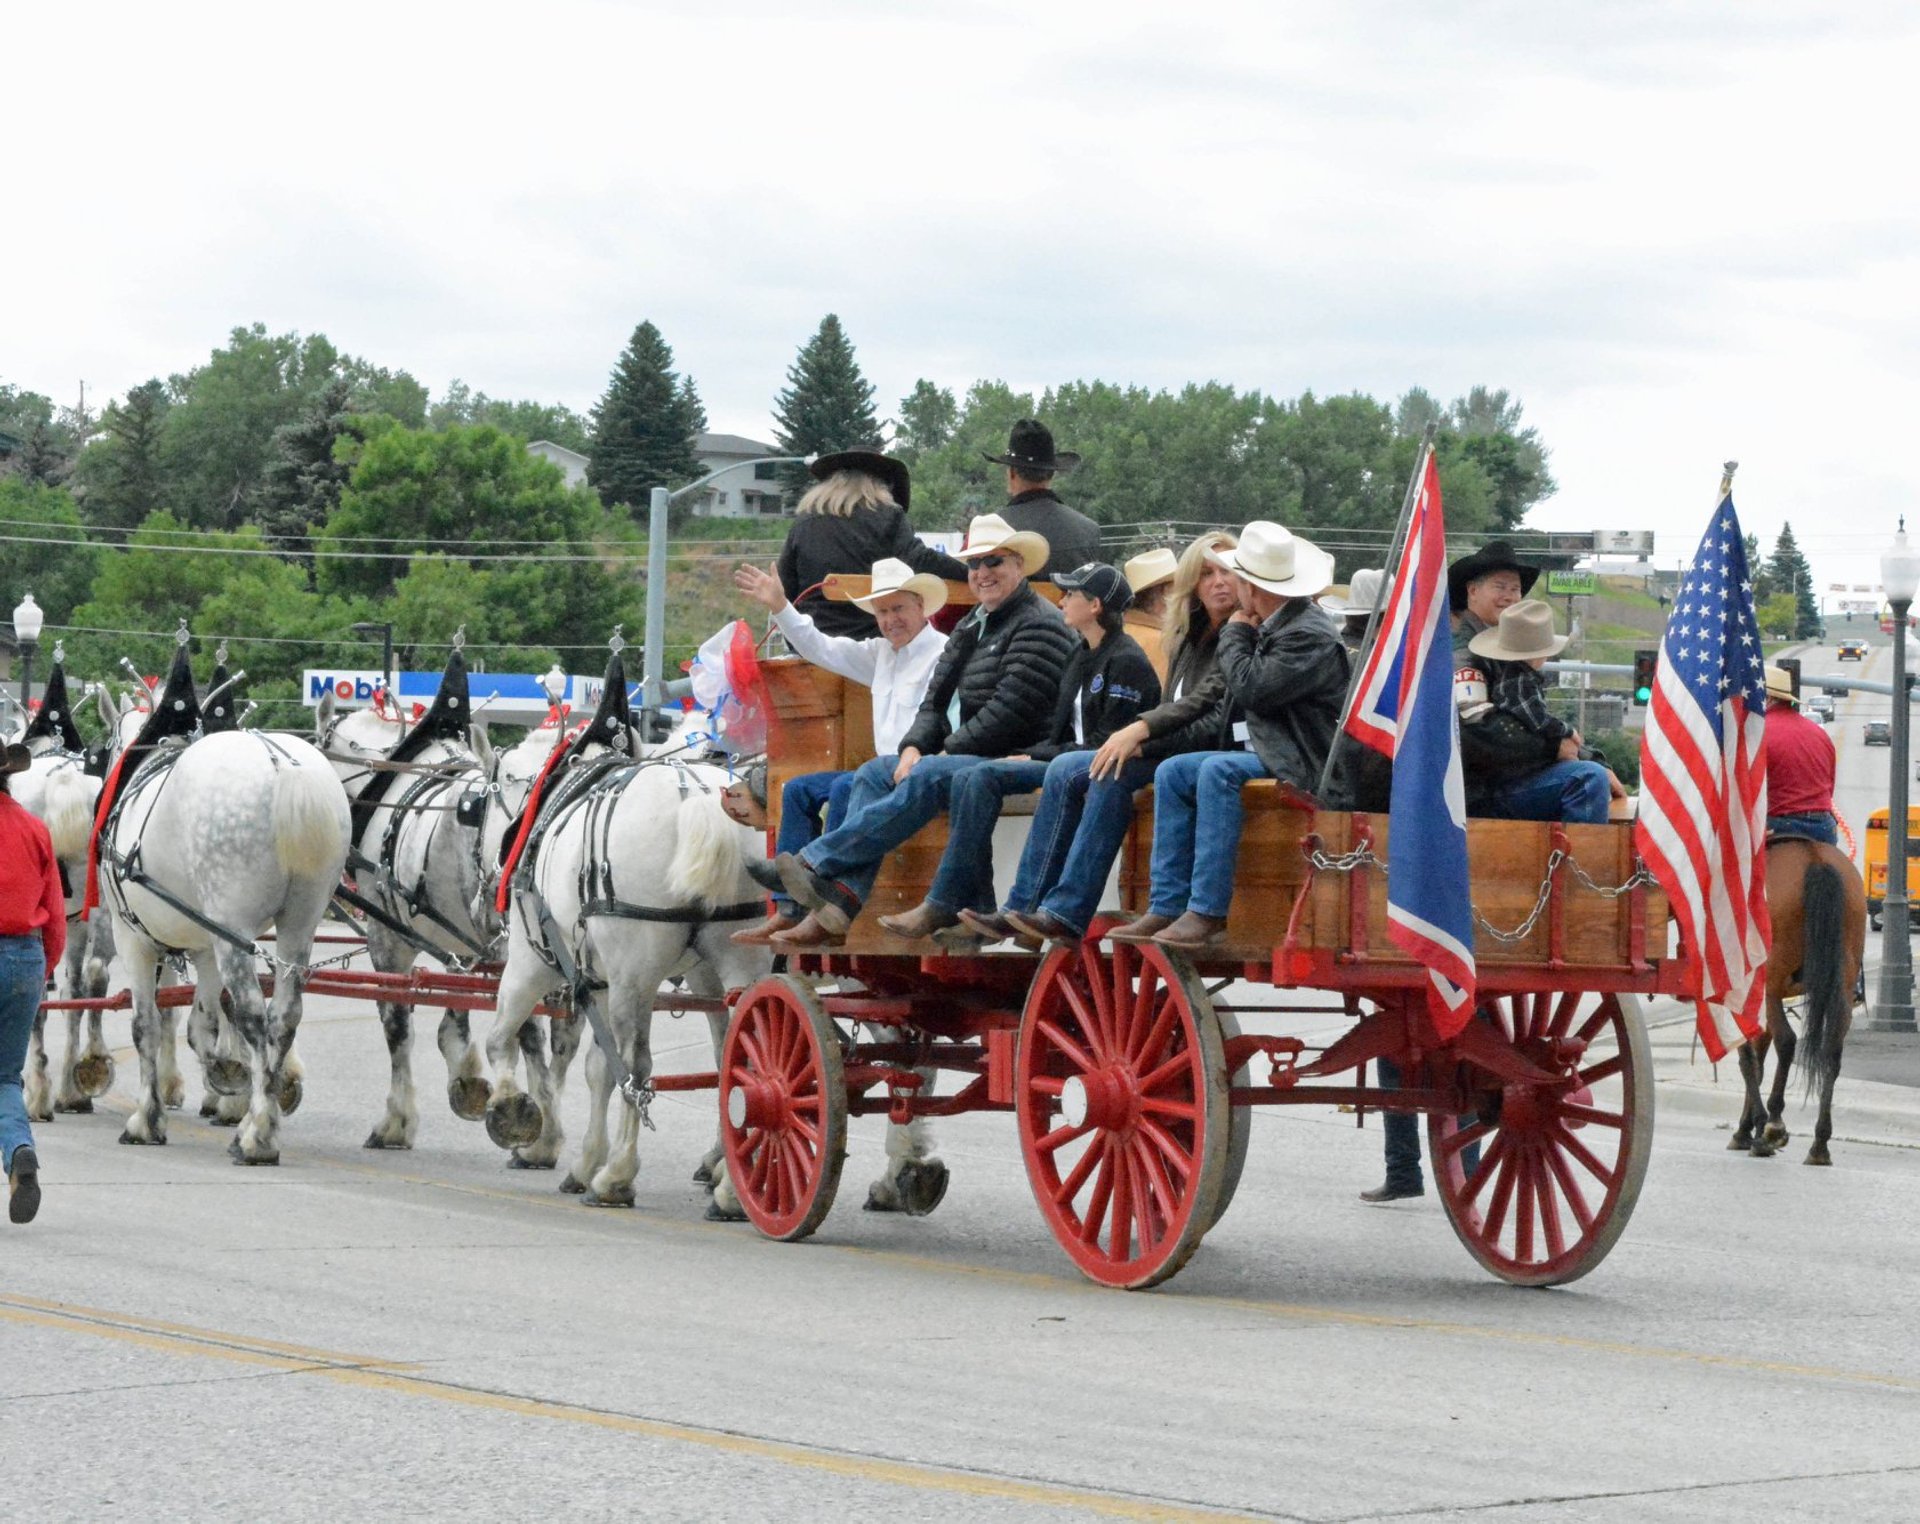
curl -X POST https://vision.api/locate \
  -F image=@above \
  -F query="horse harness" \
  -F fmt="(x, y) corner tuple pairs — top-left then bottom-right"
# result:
(335, 764), (496, 965)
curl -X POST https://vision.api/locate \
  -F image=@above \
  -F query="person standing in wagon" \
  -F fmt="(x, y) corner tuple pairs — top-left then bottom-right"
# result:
(0, 742), (62, 1225)
(986, 420), (1102, 581)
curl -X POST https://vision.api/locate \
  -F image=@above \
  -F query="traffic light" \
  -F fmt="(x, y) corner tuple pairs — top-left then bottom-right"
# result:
(1632, 649), (1658, 706)
(1776, 656), (1801, 702)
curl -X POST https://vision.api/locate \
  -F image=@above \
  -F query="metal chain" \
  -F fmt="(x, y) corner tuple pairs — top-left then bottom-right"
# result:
(618, 1076), (657, 1130)
(1309, 846), (1388, 874)
(1565, 859), (1658, 899)
(1473, 849), (1566, 943)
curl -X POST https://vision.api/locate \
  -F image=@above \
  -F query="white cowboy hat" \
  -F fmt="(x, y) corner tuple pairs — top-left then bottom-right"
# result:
(850, 556), (949, 616)
(1467, 599), (1571, 662)
(1212, 520), (1335, 599)
(1763, 665), (1800, 707)
(956, 513), (1050, 577)
(1319, 567), (1391, 619)
(1122, 546), (1178, 596)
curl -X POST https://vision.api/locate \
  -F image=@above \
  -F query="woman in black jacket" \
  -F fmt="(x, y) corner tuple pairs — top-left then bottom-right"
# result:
(775, 451), (968, 638)
(880, 563), (1160, 941)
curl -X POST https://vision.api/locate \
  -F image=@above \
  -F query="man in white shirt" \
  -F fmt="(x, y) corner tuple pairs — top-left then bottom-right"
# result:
(729, 556), (949, 941)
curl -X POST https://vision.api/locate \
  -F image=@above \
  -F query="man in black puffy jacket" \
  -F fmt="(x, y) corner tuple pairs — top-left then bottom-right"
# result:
(773, 515), (1079, 947)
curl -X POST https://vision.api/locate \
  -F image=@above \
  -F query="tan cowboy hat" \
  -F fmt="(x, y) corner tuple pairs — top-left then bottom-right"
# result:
(1763, 665), (1800, 707)
(1467, 599), (1571, 662)
(850, 556), (949, 616)
(1123, 547), (1178, 596)
(1213, 520), (1335, 599)
(956, 513), (1050, 576)
(1319, 567), (1391, 619)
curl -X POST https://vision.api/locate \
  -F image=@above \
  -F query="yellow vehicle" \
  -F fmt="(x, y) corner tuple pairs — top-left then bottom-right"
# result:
(1863, 806), (1920, 929)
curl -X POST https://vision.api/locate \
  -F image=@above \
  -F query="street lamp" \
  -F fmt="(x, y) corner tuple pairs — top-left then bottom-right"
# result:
(12, 592), (43, 709)
(350, 621), (395, 711)
(1872, 518), (1920, 1034)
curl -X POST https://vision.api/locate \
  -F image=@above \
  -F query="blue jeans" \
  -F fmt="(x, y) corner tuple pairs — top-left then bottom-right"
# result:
(929, 760), (1049, 913)
(1005, 752), (1158, 934)
(773, 770), (856, 914)
(1768, 810), (1838, 847)
(1481, 760), (1611, 826)
(1147, 751), (1271, 920)
(801, 753), (992, 910)
(1376, 1054), (1424, 1192)
(0, 935), (45, 1174)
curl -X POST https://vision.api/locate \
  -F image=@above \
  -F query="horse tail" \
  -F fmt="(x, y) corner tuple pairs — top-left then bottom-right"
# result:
(665, 788), (750, 908)
(272, 760), (351, 880)
(1798, 858), (1849, 1101)
(42, 768), (99, 861)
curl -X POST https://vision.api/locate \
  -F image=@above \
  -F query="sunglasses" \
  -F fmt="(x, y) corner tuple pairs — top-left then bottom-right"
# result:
(969, 554), (1013, 571)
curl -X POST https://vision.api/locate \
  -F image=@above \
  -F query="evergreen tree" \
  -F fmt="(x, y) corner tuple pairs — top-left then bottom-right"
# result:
(257, 377), (357, 566)
(896, 379), (958, 459)
(772, 314), (879, 494)
(81, 379), (172, 529)
(586, 321), (704, 513)
(1766, 522), (1821, 637)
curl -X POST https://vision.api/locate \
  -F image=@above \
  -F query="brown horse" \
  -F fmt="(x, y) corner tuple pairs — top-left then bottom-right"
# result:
(1730, 837), (1866, 1164)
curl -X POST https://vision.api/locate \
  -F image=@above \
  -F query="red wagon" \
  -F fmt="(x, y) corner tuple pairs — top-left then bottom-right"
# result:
(716, 650), (1687, 1290)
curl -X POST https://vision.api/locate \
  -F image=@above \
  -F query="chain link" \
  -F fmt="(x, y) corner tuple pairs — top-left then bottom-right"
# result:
(1309, 846), (1388, 874)
(618, 1076), (658, 1130)
(1474, 848), (1566, 943)
(1566, 859), (1658, 899)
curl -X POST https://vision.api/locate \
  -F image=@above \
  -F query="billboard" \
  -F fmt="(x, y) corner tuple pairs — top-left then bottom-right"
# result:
(1594, 529), (1655, 557)
(301, 669), (626, 724)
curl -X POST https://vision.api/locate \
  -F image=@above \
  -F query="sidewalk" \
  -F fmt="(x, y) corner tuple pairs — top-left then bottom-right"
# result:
(1643, 995), (1920, 1148)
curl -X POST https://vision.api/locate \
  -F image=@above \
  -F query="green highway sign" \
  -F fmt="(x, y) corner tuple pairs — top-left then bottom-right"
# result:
(1545, 570), (1597, 595)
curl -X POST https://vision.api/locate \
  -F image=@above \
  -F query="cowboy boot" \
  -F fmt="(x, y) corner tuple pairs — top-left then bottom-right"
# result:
(770, 912), (846, 950)
(773, 854), (853, 932)
(959, 908), (1028, 945)
(730, 910), (796, 945)
(1107, 912), (1174, 943)
(878, 901), (961, 940)
(1153, 911), (1228, 950)
(1004, 909), (1079, 948)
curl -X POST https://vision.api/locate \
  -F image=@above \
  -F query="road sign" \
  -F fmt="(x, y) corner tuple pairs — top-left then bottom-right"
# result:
(1545, 570), (1598, 595)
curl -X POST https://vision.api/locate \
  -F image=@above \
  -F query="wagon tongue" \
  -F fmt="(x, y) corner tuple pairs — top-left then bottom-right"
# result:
(22, 655), (84, 753)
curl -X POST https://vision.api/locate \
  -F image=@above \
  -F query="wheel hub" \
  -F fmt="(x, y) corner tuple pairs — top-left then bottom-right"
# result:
(728, 1077), (783, 1131)
(1061, 1067), (1134, 1132)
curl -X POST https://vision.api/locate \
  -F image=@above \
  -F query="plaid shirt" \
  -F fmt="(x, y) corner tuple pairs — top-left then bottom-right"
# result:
(1458, 611), (1570, 743)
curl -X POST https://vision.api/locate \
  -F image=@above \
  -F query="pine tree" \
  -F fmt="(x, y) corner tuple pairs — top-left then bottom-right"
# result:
(1766, 522), (1821, 638)
(83, 379), (172, 530)
(586, 322), (704, 514)
(257, 377), (356, 567)
(772, 314), (879, 493)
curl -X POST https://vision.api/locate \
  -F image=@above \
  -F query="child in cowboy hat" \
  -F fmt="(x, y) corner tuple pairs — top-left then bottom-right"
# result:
(1109, 521), (1349, 951)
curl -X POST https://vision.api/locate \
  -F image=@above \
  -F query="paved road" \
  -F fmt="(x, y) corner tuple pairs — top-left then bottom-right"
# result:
(6, 972), (1919, 1521)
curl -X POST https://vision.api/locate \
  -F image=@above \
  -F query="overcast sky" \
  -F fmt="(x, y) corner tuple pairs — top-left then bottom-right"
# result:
(8, 0), (1916, 602)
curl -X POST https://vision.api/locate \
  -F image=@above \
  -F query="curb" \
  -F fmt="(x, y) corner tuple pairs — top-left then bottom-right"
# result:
(1651, 1060), (1920, 1150)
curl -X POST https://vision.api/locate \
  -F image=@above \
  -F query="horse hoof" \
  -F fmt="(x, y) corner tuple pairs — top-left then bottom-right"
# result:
(208, 1112), (241, 1129)
(582, 1185), (634, 1208)
(74, 1054), (115, 1096)
(483, 1094), (544, 1150)
(54, 1098), (94, 1115)
(705, 1196), (747, 1222)
(118, 1129), (164, 1146)
(558, 1174), (588, 1195)
(446, 1077), (492, 1121)
(362, 1132), (410, 1150)
(1805, 1150), (1833, 1167)
(1726, 1134), (1752, 1152)
(1749, 1142), (1777, 1159)
(691, 1159), (715, 1187)
(235, 1150), (280, 1167)
(507, 1153), (555, 1170)
(1762, 1124), (1789, 1148)
(199, 1098), (217, 1118)
(205, 1057), (250, 1096)
(902, 1160), (951, 1217)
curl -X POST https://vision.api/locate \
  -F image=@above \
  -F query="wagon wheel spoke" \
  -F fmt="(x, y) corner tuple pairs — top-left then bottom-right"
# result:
(1052, 1137), (1103, 1206)
(1542, 1137), (1598, 1236)
(1036, 1018), (1097, 1075)
(1137, 1095), (1198, 1122)
(1079, 1140), (1118, 1245)
(738, 1027), (773, 1076)
(779, 1138), (809, 1210)
(1138, 1049), (1195, 1096)
(1437, 1118), (1491, 1159)
(1553, 1122), (1617, 1186)
(1578, 1054), (1626, 1087)
(1036, 1119), (1093, 1155)
(1082, 947), (1120, 1059)
(1546, 990), (1582, 1039)
(1136, 1117), (1195, 1183)
(1132, 1136), (1179, 1240)
(1131, 990), (1179, 1072)
(1059, 977), (1110, 1065)
(1560, 1102), (1624, 1130)
(1124, 955), (1162, 1062)
(1458, 1131), (1508, 1208)
(1482, 1144), (1520, 1242)
(1126, 1144), (1165, 1254)
(1512, 1144), (1538, 1265)
(1106, 1142), (1135, 1261)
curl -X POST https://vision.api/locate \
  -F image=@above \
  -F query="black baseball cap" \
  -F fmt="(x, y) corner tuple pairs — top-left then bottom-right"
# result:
(1054, 562), (1133, 612)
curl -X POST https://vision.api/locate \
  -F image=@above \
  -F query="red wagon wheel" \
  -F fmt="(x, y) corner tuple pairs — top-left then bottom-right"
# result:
(1210, 1007), (1253, 1232)
(719, 975), (847, 1242)
(1429, 990), (1653, 1287)
(1017, 938), (1229, 1289)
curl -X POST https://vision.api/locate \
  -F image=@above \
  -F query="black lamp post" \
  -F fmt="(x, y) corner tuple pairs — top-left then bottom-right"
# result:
(1872, 519), (1920, 1034)
(351, 621), (395, 708)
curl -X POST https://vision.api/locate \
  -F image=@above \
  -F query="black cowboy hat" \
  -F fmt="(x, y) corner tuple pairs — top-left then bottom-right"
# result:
(809, 449), (911, 511)
(983, 419), (1080, 477)
(22, 656), (84, 754)
(1447, 539), (1542, 614)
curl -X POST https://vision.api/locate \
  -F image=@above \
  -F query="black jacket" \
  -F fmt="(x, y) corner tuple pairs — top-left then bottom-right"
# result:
(1452, 613), (1560, 807)
(776, 505), (969, 638)
(1215, 601), (1350, 787)
(899, 582), (1079, 758)
(1002, 489), (1102, 582)
(1138, 618), (1231, 760)
(1028, 631), (1162, 763)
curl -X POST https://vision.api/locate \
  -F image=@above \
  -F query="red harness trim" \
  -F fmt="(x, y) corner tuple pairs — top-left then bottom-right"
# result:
(494, 723), (586, 913)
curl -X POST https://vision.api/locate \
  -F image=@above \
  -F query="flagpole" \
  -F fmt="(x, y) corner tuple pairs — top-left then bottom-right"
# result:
(1315, 422), (1437, 800)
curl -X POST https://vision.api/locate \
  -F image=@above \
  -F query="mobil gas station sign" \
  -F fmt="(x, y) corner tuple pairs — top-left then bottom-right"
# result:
(302, 669), (640, 725)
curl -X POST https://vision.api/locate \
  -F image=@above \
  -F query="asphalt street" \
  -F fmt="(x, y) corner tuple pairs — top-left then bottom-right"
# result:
(4, 639), (1918, 1522)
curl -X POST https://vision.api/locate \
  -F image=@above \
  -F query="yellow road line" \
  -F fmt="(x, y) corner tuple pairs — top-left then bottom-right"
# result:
(1, 1294), (1249, 1522)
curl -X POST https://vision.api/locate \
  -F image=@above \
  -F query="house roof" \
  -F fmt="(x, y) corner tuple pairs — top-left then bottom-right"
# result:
(525, 439), (590, 466)
(697, 432), (778, 459)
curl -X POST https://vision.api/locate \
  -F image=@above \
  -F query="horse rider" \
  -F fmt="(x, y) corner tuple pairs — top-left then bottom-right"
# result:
(1121, 546), (1178, 682)
(878, 560), (1160, 943)
(1, 742), (61, 1225)
(1109, 521), (1348, 951)
(987, 420), (1102, 581)
(774, 449), (967, 638)
(1762, 664), (1838, 846)
(771, 514), (1078, 947)
(728, 556), (951, 942)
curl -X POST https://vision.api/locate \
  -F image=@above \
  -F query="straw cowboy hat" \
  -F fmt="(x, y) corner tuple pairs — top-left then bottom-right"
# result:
(1123, 547), (1178, 596)
(850, 556), (949, 616)
(1210, 521), (1335, 599)
(808, 449), (912, 510)
(1467, 599), (1570, 662)
(1763, 665), (1801, 707)
(1447, 539), (1542, 614)
(956, 513), (1050, 577)
(982, 419), (1080, 476)
(1319, 567), (1391, 620)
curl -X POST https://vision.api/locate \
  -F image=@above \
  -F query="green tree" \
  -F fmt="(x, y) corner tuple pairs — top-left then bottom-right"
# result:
(0, 481), (99, 631)
(896, 380), (958, 459)
(256, 377), (358, 563)
(1756, 591), (1798, 638)
(771, 314), (878, 494)
(74, 379), (172, 530)
(430, 381), (593, 453)
(1765, 522), (1820, 638)
(586, 322), (704, 514)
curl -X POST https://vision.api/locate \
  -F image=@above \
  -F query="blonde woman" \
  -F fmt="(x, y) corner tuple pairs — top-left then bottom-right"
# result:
(958, 529), (1242, 946)
(774, 450), (968, 638)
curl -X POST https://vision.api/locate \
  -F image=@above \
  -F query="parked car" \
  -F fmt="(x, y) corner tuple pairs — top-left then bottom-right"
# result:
(1838, 639), (1869, 661)
(1865, 720), (1891, 745)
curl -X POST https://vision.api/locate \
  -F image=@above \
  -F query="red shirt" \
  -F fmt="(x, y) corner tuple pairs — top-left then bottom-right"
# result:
(0, 792), (66, 972)
(1764, 703), (1837, 817)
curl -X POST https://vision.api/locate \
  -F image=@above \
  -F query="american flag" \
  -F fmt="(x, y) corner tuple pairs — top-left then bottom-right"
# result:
(1343, 449), (1477, 1033)
(1634, 485), (1770, 1061)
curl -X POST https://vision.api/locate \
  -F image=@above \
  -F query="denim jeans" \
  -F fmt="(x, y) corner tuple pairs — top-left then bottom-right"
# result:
(1146, 750), (1270, 920)
(1767, 810), (1838, 847)
(1004, 752), (1158, 935)
(1376, 1047), (1483, 1192)
(800, 753), (992, 909)
(929, 759), (1049, 913)
(0, 935), (45, 1174)
(773, 770), (856, 914)
(1481, 760), (1611, 826)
